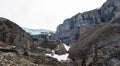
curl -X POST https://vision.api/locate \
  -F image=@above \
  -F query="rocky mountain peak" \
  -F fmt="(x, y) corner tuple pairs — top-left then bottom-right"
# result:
(56, 0), (120, 45)
(100, 0), (120, 22)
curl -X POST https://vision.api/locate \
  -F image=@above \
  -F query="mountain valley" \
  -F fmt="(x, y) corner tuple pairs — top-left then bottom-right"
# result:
(0, 0), (120, 66)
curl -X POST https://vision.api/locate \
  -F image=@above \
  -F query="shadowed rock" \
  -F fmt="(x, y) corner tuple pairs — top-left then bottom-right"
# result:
(0, 17), (33, 54)
(69, 22), (120, 66)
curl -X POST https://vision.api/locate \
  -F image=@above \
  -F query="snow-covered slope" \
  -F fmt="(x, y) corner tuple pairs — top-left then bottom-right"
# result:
(22, 27), (54, 35)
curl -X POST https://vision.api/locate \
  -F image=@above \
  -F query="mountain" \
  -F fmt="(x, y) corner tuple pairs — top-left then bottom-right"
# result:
(22, 27), (67, 54)
(68, 0), (120, 66)
(22, 27), (54, 35)
(22, 27), (58, 49)
(0, 17), (32, 54)
(0, 17), (65, 66)
(56, 0), (120, 45)
(69, 22), (120, 66)
(1, 0), (120, 66)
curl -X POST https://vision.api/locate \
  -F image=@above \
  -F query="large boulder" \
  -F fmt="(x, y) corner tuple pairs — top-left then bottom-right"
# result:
(54, 44), (67, 55)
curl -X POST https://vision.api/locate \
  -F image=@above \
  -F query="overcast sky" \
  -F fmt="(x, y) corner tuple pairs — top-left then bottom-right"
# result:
(0, 0), (106, 31)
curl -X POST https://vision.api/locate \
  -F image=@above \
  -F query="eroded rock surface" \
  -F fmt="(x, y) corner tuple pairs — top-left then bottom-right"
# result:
(0, 17), (65, 66)
(69, 22), (120, 66)
(0, 17), (32, 54)
(56, 0), (120, 45)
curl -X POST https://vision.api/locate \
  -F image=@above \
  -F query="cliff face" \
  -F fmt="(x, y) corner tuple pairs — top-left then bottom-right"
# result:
(100, 0), (120, 22)
(69, 13), (120, 66)
(56, 0), (120, 45)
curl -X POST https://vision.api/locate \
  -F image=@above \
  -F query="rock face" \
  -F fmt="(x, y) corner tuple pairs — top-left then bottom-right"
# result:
(31, 32), (60, 50)
(1, 0), (120, 66)
(56, 0), (120, 45)
(54, 44), (67, 55)
(69, 16), (120, 66)
(100, 0), (120, 22)
(0, 17), (32, 54)
(30, 33), (67, 55)
(56, 10), (101, 45)
(0, 17), (65, 66)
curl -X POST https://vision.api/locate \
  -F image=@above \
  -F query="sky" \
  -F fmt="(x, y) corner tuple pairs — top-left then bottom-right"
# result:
(0, 0), (106, 31)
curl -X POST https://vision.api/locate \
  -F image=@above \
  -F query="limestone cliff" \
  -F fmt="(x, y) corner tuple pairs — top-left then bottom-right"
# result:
(56, 0), (120, 45)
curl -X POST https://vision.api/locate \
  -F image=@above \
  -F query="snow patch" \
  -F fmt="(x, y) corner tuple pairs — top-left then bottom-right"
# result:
(63, 43), (70, 51)
(46, 44), (70, 61)
(46, 50), (69, 61)
(82, 23), (85, 25)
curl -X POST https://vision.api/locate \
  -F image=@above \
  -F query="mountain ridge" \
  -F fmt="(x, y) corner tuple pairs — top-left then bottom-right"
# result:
(1, 0), (120, 66)
(56, 0), (120, 45)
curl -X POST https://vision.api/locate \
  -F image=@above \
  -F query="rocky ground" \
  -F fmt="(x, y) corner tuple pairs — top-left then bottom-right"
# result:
(0, 51), (65, 66)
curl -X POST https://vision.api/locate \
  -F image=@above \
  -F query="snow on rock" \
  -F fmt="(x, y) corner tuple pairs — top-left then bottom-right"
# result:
(22, 27), (54, 35)
(46, 53), (69, 61)
(63, 43), (70, 51)
(46, 50), (69, 61)
(46, 44), (70, 61)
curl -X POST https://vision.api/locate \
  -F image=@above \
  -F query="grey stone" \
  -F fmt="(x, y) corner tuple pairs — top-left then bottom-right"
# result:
(56, 0), (120, 45)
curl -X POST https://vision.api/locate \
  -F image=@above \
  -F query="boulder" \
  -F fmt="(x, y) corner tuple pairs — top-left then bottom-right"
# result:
(54, 44), (67, 55)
